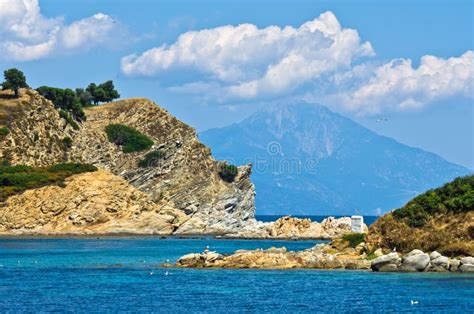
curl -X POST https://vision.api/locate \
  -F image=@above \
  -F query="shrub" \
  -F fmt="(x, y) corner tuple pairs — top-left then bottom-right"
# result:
(59, 110), (80, 130)
(62, 136), (72, 148)
(0, 163), (97, 202)
(48, 163), (97, 174)
(0, 165), (32, 174)
(37, 86), (86, 122)
(342, 233), (366, 248)
(138, 150), (165, 168)
(0, 127), (9, 136)
(105, 124), (153, 153)
(393, 175), (474, 227)
(218, 163), (239, 183)
(0, 127), (9, 141)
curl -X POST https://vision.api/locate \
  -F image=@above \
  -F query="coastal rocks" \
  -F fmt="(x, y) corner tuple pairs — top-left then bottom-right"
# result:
(370, 253), (401, 272)
(400, 250), (430, 272)
(371, 250), (473, 273)
(0, 170), (187, 235)
(459, 257), (474, 272)
(175, 243), (371, 270)
(224, 216), (367, 240)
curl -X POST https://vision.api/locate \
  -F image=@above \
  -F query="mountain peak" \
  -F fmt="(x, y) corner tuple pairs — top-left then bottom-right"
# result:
(201, 103), (471, 215)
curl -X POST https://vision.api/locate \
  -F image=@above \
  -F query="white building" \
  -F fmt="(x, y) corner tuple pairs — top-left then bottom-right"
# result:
(351, 215), (364, 233)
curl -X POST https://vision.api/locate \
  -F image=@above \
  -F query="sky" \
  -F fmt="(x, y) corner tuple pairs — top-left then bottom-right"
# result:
(1, 0), (473, 169)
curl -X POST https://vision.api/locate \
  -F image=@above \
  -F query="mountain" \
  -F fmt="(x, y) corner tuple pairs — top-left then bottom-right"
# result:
(200, 102), (471, 215)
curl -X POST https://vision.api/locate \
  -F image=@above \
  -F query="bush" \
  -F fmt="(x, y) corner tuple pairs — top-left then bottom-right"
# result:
(0, 127), (9, 136)
(59, 110), (80, 130)
(0, 127), (9, 141)
(393, 175), (474, 227)
(62, 136), (72, 148)
(48, 163), (97, 174)
(0, 163), (97, 202)
(105, 124), (153, 153)
(37, 86), (86, 122)
(342, 233), (366, 248)
(138, 150), (165, 168)
(218, 163), (239, 183)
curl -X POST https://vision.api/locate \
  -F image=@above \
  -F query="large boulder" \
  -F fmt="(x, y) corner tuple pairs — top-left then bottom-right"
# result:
(459, 257), (474, 272)
(371, 252), (401, 272)
(400, 250), (430, 272)
(428, 251), (449, 272)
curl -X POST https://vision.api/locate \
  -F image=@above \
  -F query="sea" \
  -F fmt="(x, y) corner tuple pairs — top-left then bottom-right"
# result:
(0, 236), (473, 313)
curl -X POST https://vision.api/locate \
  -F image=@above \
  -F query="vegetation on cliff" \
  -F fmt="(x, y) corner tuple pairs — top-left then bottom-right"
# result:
(367, 175), (474, 256)
(393, 175), (474, 227)
(0, 163), (97, 202)
(106, 124), (154, 153)
(218, 163), (239, 183)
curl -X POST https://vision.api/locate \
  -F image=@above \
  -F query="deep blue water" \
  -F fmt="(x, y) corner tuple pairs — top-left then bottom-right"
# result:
(257, 215), (379, 226)
(0, 238), (473, 313)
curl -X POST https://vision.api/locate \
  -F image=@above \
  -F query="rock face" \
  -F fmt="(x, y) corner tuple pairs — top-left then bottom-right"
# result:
(176, 243), (371, 270)
(371, 250), (474, 273)
(226, 216), (368, 239)
(0, 90), (255, 235)
(0, 170), (188, 235)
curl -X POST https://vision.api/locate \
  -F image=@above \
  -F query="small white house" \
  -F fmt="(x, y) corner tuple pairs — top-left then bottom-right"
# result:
(351, 215), (364, 233)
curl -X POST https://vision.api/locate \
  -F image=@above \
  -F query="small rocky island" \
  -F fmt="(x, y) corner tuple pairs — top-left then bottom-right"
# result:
(175, 175), (474, 272)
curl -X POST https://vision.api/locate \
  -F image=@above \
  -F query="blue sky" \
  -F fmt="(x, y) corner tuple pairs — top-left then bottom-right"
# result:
(1, 0), (473, 168)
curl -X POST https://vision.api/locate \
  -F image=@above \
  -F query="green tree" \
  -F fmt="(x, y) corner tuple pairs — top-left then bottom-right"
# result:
(75, 88), (92, 107)
(86, 80), (119, 104)
(2, 68), (28, 97)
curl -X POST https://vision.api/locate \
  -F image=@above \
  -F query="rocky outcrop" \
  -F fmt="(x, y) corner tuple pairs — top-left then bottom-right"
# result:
(0, 170), (188, 235)
(370, 253), (401, 272)
(371, 250), (474, 273)
(175, 243), (371, 270)
(224, 216), (368, 239)
(0, 89), (255, 235)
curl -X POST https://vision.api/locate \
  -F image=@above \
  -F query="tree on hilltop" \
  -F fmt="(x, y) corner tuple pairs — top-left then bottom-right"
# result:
(2, 68), (28, 97)
(86, 80), (120, 105)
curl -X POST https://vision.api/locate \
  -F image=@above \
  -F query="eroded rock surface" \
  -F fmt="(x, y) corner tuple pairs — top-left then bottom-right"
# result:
(224, 216), (367, 239)
(0, 170), (187, 235)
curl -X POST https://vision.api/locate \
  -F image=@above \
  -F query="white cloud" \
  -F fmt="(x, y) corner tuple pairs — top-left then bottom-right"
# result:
(121, 10), (473, 115)
(121, 11), (374, 99)
(0, 0), (122, 61)
(322, 51), (474, 115)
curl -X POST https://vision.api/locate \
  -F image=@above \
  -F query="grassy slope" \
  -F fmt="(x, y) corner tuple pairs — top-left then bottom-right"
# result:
(367, 175), (474, 256)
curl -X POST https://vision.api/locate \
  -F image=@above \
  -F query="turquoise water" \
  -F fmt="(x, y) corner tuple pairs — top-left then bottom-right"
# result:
(0, 238), (473, 313)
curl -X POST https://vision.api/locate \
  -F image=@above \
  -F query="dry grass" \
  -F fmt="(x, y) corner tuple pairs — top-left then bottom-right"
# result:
(367, 211), (474, 256)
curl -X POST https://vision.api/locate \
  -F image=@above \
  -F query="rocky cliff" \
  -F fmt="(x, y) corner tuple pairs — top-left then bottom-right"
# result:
(0, 89), (255, 235)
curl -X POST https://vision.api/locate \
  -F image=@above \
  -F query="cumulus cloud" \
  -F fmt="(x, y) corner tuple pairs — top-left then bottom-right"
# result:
(120, 11), (473, 115)
(121, 11), (374, 99)
(0, 0), (122, 61)
(321, 51), (474, 114)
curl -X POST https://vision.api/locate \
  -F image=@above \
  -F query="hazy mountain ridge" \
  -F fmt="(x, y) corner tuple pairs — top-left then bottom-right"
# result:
(201, 102), (471, 215)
